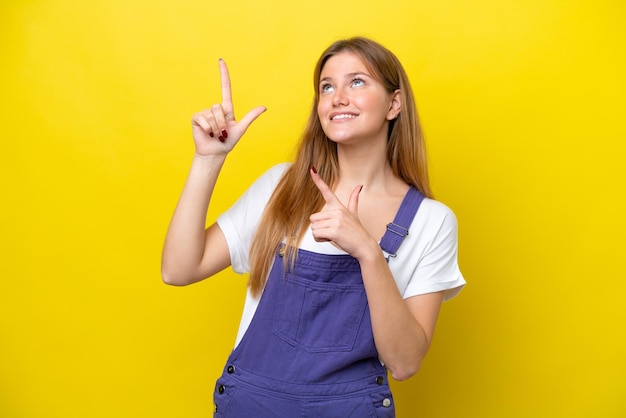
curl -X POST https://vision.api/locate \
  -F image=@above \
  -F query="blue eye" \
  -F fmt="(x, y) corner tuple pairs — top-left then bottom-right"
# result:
(321, 83), (334, 93)
(351, 78), (365, 87)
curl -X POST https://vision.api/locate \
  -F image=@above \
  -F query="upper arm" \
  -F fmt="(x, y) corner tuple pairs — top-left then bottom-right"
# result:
(197, 222), (232, 280)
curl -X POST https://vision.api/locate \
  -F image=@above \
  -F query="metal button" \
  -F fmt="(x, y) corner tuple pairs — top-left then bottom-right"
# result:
(217, 384), (225, 394)
(227, 365), (235, 374)
(383, 398), (391, 408)
(376, 376), (384, 385)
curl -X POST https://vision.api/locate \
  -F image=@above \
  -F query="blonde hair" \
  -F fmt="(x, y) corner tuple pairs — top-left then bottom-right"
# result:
(248, 37), (431, 296)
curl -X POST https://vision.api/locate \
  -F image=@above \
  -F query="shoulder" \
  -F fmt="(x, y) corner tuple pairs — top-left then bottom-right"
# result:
(259, 162), (291, 183)
(399, 197), (460, 255)
(387, 196), (460, 262)
(244, 162), (292, 198)
(416, 198), (458, 230)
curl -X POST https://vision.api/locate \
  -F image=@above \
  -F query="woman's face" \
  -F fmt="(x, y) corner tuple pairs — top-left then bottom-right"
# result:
(317, 51), (398, 146)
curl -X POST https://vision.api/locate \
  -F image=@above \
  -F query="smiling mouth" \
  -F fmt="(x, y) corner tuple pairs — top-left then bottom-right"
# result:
(331, 113), (358, 121)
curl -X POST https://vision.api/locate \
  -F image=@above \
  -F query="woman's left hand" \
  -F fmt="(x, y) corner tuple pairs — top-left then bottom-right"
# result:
(309, 167), (376, 259)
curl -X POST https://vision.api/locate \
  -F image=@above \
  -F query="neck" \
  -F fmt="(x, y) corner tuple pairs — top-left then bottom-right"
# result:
(335, 139), (395, 194)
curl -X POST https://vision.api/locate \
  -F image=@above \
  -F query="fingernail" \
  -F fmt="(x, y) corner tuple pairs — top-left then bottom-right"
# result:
(310, 165), (317, 174)
(209, 131), (214, 138)
(221, 129), (228, 139)
(218, 136), (225, 143)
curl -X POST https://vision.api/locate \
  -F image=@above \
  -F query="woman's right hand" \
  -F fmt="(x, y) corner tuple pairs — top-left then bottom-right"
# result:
(191, 59), (266, 157)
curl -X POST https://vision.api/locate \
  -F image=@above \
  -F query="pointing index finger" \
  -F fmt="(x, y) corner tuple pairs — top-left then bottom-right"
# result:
(219, 58), (234, 117)
(310, 166), (341, 206)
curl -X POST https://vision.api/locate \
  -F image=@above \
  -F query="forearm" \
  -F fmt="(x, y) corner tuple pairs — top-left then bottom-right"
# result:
(358, 242), (431, 380)
(161, 153), (226, 285)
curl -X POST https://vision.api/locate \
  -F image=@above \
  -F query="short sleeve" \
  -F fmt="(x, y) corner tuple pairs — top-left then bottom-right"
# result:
(216, 163), (290, 274)
(396, 199), (466, 301)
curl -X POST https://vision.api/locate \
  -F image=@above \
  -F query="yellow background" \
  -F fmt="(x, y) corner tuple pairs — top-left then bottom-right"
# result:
(1, 0), (624, 417)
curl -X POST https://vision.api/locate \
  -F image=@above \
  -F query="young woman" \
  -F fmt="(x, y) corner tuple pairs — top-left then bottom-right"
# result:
(162, 37), (465, 417)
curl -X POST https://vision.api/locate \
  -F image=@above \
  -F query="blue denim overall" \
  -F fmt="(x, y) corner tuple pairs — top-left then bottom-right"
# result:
(214, 188), (424, 418)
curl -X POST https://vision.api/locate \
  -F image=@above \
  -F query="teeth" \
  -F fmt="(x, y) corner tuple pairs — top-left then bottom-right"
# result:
(332, 114), (357, 120)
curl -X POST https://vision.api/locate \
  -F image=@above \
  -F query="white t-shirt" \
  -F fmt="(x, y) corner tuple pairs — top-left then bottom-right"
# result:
(217, 163), (466, 347)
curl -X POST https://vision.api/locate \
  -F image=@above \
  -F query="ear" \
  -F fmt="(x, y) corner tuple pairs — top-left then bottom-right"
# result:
(386, 89), (402, 120)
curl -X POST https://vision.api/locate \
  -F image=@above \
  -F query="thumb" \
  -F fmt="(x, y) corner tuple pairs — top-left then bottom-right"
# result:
(237, 106), (267, 133)
(347, 184), (363, 214)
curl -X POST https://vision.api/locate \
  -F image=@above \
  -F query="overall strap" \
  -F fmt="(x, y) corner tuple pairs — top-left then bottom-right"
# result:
(379, 187), (425, 261)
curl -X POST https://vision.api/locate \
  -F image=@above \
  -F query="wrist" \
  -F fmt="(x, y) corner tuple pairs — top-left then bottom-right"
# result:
(355, 238), (385, 265)
(189, 153), (227, 180)
(192, 152), (227, 167)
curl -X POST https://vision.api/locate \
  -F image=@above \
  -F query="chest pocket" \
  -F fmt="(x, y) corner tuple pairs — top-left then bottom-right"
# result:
(272, 272), (368, 353)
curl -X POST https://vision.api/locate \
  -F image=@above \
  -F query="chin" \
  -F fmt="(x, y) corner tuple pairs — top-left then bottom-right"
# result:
(324, 130), (354, 143)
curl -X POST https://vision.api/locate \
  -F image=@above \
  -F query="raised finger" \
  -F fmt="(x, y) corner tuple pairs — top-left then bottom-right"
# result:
(219, 59), (234, 120)
(310, 167), (342, 207)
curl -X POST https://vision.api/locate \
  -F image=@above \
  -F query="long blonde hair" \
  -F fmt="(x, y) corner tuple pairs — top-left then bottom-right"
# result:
(248, 37), (432, 296)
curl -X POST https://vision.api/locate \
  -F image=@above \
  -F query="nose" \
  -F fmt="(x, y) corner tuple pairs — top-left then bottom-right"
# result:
(332, 88), (348, 107)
